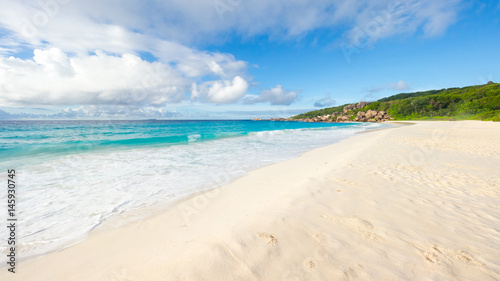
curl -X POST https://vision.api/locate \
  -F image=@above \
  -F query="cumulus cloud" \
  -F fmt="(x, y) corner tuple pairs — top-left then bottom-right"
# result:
(243, 85), (298, 106)
(191, 76), (249, 104)
(0, 48), (192, 106)
(0, 1), (253, 109)
(314, 96), (336, 107)
(0, 47), (288, 107)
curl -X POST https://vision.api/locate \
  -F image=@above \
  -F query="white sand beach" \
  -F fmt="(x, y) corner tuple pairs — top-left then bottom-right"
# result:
(2, 121), (500, 280)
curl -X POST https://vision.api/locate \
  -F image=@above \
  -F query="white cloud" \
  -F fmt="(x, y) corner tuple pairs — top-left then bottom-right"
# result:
(33, 47), (73, 75)
(0, 0), (255, 110)
(207, 76), (248, 104)
(0, 48), (195, 106)
(0, 1), (462, 51)
(342, 0), (461, 47)
(135, 0), (461, 44)
(244, 85), (298, 106)
(0, 105), (184, 119)
(192, 76), (249, 104)
(0, 41), (253, 106)
(52, 105), (182, 119)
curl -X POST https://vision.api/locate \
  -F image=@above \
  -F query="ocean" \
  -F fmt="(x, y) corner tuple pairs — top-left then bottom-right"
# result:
(0, 120), (384, 259)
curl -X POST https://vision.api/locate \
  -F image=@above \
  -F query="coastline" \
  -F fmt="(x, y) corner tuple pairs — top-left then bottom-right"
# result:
(1, 120), (377, 262)
(2, 121), (500, 280)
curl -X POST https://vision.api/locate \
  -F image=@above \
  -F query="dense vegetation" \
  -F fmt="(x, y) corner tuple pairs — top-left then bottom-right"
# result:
(291, 105), (345, 119)
(292, 83), (500, 121)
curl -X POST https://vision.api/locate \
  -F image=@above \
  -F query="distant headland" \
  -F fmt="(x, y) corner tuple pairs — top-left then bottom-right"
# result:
(255, 82), (500, 122)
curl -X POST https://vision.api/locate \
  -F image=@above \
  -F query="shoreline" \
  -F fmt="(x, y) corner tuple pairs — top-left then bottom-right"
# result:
(4, 121), (383, 263)
(2, 121), (499, 280)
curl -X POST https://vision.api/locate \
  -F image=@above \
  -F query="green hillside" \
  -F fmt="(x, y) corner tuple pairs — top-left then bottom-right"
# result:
(292, 83), (500, 121)
(291, 105), (345, 119)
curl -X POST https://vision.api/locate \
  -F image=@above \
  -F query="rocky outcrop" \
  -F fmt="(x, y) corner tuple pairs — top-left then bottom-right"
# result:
(365, 109), (378, 119)
(302, 116), (332, 122)
(336, 115), (350, 122)
(298, 109), (391, 123)
(319, 115), (332, 122)
(343, 101), (370, 113)
(255, 102), (391, 123)
(376, 111), (387, 119)
(487, 81), (494, 85)
(354, 110), (390, 122)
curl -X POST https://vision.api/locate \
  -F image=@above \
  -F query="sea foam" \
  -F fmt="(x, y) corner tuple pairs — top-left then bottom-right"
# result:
(0, 120), (384, 259)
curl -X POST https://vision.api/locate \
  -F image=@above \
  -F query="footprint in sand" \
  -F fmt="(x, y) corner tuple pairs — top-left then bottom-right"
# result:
(311, 232), (325, 244)
(455, 250), (485, 267)
(320, 215), (381, 241)
(257, 232), (278, 246)
(424, 252), (439, 264)
(422, 245), (485, 267)
(305, 260), (316, 270)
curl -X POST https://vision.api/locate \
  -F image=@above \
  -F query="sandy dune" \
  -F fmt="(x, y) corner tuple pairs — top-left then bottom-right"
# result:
(2, 121), (500, 280)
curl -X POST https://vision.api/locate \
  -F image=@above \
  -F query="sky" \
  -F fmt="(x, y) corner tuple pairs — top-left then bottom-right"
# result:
(0, 0), (499, 119)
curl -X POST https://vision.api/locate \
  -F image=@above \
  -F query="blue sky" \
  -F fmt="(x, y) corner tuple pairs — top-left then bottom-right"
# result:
(0, 0), (499, 119)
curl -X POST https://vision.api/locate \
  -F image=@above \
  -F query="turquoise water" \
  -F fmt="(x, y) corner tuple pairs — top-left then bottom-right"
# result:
(0, 120), (358, 161)
(0, 120), (383, 259)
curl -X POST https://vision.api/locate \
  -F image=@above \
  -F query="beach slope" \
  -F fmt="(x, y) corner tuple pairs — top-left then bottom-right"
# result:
(3, 121), (500, 280)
